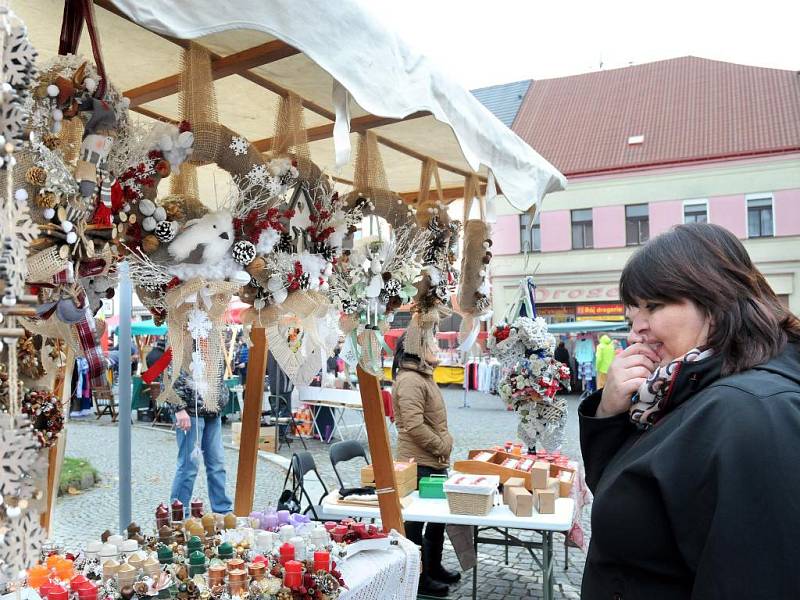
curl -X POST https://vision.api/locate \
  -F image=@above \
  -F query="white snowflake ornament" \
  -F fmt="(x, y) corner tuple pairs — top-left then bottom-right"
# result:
(228, 136), (248, 156)
(245, 164), (268, 186)
(186, 308), (212, 340)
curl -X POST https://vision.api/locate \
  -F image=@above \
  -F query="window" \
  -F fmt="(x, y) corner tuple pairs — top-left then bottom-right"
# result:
(747, 197), (773, 238)
(683, 201), (707, 224)
(519, 212), (541, 252)
(625, 204), (649, 246)
(571, 209), (593, 249)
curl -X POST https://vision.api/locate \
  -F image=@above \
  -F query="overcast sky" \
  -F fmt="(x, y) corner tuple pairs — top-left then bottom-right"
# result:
(361, 0), (800, 89)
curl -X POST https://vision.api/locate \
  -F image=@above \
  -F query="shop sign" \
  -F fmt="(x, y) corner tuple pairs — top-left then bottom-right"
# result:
(535, 284), (619, 303)
(576, 304), (625, 317)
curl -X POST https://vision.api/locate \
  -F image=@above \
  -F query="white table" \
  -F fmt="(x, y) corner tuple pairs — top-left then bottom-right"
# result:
(338, 534), (421, 600)
(323, 491), (574, 600)
(296, 386), (365, 442)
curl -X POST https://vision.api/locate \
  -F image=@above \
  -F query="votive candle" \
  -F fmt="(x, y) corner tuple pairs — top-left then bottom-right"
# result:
(313, 550), (330, 573)
(283, 561), (302, 589)
(278, 543), (295, 566)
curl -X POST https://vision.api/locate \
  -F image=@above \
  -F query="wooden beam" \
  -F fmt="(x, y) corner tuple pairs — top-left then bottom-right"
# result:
(234, 328), (269, 516)
(400, 182), (488, 204)
(42, 350), (74, 534)
(252, 112), (429, 152)
(125, 40), (301, 107)
(357, 366), (404, 535)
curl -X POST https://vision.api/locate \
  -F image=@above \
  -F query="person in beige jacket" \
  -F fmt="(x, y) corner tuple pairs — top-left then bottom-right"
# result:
(392, 333), (459, 598)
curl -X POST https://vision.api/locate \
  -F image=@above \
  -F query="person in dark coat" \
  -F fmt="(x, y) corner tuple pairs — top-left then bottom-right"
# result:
(554, 340), (570, 366)
(579, 223), (800, 599)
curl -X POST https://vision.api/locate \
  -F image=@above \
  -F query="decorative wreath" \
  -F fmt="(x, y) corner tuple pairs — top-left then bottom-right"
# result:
(20, 389), (64, 449)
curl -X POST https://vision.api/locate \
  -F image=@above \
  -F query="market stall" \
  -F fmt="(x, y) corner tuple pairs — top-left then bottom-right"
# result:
(1, 0), (567, 597)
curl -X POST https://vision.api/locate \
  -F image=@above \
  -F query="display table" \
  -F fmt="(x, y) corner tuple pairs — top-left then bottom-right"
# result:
(338, 535), (421, 600)
(296, 386), (365, 442)
(322, 491), (573, 600)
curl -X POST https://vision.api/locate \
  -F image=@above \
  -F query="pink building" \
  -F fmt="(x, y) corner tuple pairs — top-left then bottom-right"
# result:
(472, 57), (800, 319)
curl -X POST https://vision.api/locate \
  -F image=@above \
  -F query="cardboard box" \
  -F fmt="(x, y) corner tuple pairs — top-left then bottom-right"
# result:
(258, 426), (276, 453)
(361, 462), (418, 497)
(531, 461), (550, 489)
(546, 477), (561, 498)
(502, 477), (525, 505)
(557, 470), (574, 497)
(534, 488), (556, 514)
(505, 486), (533, 517)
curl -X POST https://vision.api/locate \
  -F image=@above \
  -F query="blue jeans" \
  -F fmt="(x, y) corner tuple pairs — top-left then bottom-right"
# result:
(170, 415), (233, 514)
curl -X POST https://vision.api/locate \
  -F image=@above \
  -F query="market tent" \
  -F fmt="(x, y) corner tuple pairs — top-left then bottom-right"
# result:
(547, 320), (629, 334)
(114, 321), (169, 337)
(17, 0), (565, 212)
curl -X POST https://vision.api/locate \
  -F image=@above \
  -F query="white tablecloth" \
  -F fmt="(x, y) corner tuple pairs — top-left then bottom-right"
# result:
(338, 535), (420, 600)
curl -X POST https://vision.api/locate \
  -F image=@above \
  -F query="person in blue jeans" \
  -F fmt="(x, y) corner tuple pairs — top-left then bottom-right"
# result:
(170, 369), (233, 516)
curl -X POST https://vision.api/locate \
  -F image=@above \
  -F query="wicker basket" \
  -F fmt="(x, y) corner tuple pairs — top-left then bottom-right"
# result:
(445, 490), (495, 516)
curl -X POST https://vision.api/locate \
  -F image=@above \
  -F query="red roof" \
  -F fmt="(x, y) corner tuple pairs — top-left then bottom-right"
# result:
(512, 57), (800, 177)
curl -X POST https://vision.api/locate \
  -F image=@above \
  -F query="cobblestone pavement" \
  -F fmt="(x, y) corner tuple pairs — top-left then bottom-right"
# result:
(54, 388), (590, 599)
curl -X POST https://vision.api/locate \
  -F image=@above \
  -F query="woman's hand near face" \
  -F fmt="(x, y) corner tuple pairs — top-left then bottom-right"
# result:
(596, 343), (660, 417)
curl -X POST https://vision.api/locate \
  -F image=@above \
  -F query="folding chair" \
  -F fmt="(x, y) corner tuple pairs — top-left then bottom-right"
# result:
(281, 451), (329, 520)
(92, 387), (118, 422)
(329, 440), (369, 491)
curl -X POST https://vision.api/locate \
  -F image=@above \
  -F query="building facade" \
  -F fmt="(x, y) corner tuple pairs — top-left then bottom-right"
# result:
(473, 57), (800, 321)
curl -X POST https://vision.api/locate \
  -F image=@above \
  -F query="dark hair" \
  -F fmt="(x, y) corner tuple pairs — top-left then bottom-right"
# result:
(619, 223), (800, 376)
(391, 333), (420, 380)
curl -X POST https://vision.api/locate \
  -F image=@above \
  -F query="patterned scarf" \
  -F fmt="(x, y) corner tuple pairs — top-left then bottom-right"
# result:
(629, 347), (714, 428)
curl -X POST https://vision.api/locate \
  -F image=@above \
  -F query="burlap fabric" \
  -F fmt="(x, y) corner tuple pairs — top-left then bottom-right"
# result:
(26, 247), (69, 283)
(414, 158), (449, 229)
(343, 132), (409, 229)
(157, 278), (240, 411)
(241, 290), (335, 386)
(269, 92), (315, 181)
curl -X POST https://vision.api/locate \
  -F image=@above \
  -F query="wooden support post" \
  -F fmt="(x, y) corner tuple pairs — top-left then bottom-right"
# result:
(356, 366), (405, 536)
(41, 351), (74, 533)
(233, 328), (269, 516)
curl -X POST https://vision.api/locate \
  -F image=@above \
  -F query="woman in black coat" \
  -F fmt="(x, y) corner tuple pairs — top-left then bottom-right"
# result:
(579, 223), (800, 599)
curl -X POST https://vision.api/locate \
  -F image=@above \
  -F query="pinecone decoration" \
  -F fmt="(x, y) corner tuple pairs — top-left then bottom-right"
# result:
(17, 332), (44, 380)
(162, 201), (185, 222)
(25, 166), (47, 186)
(42, 133), (61, 150)
(34, 192), (59, 209)
(154, 220), (178, 243)
(341, 297), (358, 314)
(274, 232), (295, 254)
(231, 240), (256, 266)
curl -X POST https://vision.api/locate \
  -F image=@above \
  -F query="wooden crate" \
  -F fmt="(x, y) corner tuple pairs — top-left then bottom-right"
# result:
(361, 461), (417, 497)
(454, 449), (577, 493)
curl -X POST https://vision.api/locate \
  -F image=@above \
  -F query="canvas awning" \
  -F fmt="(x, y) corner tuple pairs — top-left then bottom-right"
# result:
(18, 0), (566, 212)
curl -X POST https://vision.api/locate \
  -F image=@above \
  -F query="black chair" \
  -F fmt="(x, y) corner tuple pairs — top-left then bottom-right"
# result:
(329, 440), (370, 490)
(281, 451), (329, 519)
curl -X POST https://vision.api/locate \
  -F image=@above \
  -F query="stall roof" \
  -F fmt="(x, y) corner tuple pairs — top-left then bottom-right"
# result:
(17, 0), (566, 211)
(547, 320), (628, 334)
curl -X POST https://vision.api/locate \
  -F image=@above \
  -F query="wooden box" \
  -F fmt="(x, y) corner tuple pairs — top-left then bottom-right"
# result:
(505, 486), (533, 517)
(361, 461), (417, 497)
(453, 450), (535, 490)
(258, 426), (276, 453)
(534, 488), (556, 514)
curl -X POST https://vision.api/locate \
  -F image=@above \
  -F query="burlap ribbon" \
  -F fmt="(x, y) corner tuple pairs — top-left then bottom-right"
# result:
(405, 305), (450, 368)
(415, 158), (449, 229)
(241, 290), (337, 386)
(157, 278), (240, 410)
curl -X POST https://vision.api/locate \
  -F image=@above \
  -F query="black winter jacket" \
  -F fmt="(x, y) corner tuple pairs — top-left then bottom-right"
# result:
(579, 342), (800, 600)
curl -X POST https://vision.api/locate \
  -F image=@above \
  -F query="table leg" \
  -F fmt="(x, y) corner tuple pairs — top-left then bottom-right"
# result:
(504, 527), (509, 565)
(542, 531), (553, 600)
(472, 525), (479, 600)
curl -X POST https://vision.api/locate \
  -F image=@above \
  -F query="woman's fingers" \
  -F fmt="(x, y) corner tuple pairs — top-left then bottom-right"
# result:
(621, 353), (656, 373)
(620, 377), (648, 397)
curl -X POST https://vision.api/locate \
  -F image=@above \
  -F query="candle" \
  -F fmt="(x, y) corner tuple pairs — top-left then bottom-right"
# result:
(157, 525), (173, 544)
(190, 499), (204, 518)
(187, 536), (203, 555)
(313, 550), (330, 573)
(207, 564), (226, 586)
(99, 544), (118, 561)
(331, 525), (348, 543)
(107, 535), (125, 550)
(120, 539), (138, 553)
(127, 552), (145, 572)
(156, 503), (170, 528)
(142, 556), (161, 579)
(252, 555), (268, 565)
(54, 558), (74, 581)
(228, 569), (247, 595)
(48, 586), (68, 600)
(310, 526), (329, 548)
(85, 541), (103, 560)
(77, 581), (97, 600)
(279, 524), (295, 542)
(278, 543), (295, 566)
(216, 542), (234, 560)
(69, 575), (89, 591)
(188, 551), (206, 576)
(102, 560), (119, 582)
(289, 536), (306, 561)
(40, 581), (58, 599)
(263, 513), (279, 530)
(223, 512), (237, 530)
(247, 562), (266, 581)
(28, 564), (49, 588)
(116, 563), (136, 588)
(157, 546), (173, 565)
(185, 518), (204, 538)
(323, 521), (337, 532)
(353, 523), (366, 538)
(201, 513), (216, 535)
(170, 499), (184, 522)
(255, 531), (276, 552)
(283, 561), (302, 589)
(226, 558), (244, 573)
(276, 510), (290, 524)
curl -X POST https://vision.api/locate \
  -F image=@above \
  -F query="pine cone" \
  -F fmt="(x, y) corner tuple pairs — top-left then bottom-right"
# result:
(42, 133), (62, 150)
(163, 201), (185, 221)
(25, 166), (47, 186)
(35, 192), (59, 209)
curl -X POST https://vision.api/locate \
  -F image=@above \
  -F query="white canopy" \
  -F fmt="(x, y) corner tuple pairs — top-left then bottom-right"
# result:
(18, 0), (565, 210)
